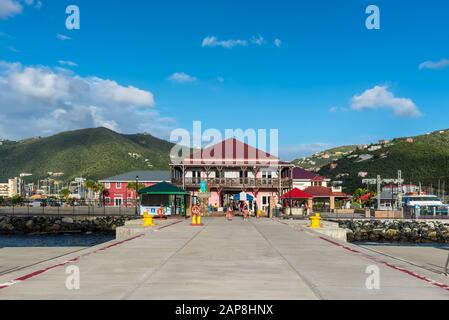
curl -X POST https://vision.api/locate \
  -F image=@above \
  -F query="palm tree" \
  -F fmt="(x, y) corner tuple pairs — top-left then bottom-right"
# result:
(59, 188), (71, 202)
(96, 183), (109, 207)
(127, 182), (145, 207)
(84, 180), (98, 204)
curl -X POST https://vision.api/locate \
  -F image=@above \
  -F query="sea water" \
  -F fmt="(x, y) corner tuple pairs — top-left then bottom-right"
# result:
(0, 233), (114, 247)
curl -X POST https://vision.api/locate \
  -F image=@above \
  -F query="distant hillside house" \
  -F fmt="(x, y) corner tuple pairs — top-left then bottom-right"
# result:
(99, 170), (171, 207)
(0, 183), (9, 198)
(358, 172), (369, 178)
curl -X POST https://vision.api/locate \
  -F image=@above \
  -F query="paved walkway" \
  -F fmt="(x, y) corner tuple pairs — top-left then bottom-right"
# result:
(1, 218), (449, 300)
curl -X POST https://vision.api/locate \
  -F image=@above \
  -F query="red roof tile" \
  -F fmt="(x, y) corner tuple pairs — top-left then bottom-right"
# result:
(182, 138), (281, 165)
(280, 188), (313, 199)
(303, 186), (350, 198)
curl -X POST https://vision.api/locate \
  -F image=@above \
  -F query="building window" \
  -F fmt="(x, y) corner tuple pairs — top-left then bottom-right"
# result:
(262, 171), (272, 179)
(105, 197), (111, 205)
(116, 182), (122, 189)
(105, 182), (110, 189)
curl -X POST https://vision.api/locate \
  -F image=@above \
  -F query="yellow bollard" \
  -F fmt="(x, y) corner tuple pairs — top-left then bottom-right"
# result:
(309, 213), (321, 229)
(196, 215), (201, 225)
(142, 212), (156, 227)
(191, 214), (197, 225)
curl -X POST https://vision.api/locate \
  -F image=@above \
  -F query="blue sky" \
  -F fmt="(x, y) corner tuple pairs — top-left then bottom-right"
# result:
(0, 0), (448, 160)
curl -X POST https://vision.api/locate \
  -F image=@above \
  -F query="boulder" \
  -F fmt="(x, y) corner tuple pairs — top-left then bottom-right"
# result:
(62, 217), (74, 224)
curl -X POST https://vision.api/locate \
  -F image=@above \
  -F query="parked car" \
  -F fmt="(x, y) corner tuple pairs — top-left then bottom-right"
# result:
(29, 200), (45, 207)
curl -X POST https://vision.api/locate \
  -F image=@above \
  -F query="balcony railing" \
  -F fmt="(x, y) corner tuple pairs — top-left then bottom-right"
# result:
(172, 177), (292, 188)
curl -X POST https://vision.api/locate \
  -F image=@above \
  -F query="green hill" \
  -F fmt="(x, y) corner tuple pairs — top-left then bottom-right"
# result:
(319, 129), (449, 193)
(0, 127), (174, 182)
(292, 145), (358, 170)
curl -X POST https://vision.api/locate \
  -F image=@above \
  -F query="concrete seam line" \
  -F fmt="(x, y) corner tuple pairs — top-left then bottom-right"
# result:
(119, 220), (208, 300)
(0, 247), (87, 277)
(249, 220), (325, 300)
(319, 236), (449, 293)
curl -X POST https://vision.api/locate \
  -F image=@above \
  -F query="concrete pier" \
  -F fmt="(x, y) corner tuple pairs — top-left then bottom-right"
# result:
(1, 217), (449, 300)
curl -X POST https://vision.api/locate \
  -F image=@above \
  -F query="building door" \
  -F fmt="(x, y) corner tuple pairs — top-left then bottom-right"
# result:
(114, 197), (123, 207)
(262, 196), (271, 213)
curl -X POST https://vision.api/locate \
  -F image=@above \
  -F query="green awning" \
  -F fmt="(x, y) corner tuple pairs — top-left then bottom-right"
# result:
(138, 181), (187, 195)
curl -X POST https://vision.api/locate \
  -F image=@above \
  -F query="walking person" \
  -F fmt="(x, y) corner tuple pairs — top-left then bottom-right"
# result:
(254, 201), (259, 218)
(226, 205), (233, 221)
(243, 203), (249, 220)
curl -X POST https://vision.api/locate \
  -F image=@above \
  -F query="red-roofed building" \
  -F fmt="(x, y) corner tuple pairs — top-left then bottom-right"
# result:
(171, 138), (293, 213)
(303, 186), (351, 211)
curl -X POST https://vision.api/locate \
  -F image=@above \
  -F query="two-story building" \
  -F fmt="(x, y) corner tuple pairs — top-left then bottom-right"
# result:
(99, 170), (171, 206)
(291, 167), (343, 193)
(170, 138), (293, 213)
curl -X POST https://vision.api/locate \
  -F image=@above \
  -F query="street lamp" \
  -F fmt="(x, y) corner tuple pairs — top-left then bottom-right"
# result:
(135, 175), (139, 216)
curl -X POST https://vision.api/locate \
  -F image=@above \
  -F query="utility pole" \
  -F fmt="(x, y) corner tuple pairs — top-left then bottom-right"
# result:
(377, 175), (381, 210)
(398, 170), (402, 209)
(443, 181), (446, 203)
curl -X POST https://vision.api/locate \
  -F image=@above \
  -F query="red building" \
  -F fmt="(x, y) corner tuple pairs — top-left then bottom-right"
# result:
(99, 171), (171, 207)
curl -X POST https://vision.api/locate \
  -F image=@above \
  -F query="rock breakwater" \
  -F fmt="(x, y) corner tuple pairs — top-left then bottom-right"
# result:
(0, 216), (132, 235)
(339, 220), (449, 243)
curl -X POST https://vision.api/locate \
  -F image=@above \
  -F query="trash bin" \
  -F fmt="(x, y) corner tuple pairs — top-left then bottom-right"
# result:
(272, 208), (281, 217)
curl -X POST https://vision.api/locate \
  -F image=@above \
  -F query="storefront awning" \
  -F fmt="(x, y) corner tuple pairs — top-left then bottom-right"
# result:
(138, 181), (187, 195)
(232, 192), (254, 201)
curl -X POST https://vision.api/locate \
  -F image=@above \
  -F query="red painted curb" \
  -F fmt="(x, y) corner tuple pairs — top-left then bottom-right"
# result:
(0, 220), (183, 290)
(319, 236), (449, 292)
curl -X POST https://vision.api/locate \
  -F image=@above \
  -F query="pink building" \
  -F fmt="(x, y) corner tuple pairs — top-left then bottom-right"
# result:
(170, 138), (293, 213)
(99, 171), (171, 207)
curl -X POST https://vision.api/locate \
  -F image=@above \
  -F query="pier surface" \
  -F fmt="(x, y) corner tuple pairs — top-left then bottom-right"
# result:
(1, 218), (449, 300)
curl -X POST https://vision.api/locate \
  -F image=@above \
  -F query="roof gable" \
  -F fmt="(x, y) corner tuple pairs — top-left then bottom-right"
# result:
(180, 138), (280, 165)
(101, 170), (171, 182)
(292, 167), (319, 180)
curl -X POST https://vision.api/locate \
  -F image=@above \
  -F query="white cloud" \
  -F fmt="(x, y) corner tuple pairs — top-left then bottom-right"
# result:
(419, 59), (449, 70)
(0, 61), (174, 140)
(167, 72), (197, 83)
(7, 45), (19, 52)
(329, 106), (339, 113)
(58, 60), (78, 67)
(202, 35), (283, 49)
(202, 36), (248, 49)
(250, 35), (265, 46)
(24, 0), (42, 9)
(56, 34), (72, 41)
(351, 85), (421, 118)
(0, 0), (22, 19)
(0, 0), (41, 19)
(274, 38), (282, 47)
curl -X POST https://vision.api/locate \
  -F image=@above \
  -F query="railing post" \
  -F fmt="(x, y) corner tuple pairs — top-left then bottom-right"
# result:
(445, 252), (449, 275)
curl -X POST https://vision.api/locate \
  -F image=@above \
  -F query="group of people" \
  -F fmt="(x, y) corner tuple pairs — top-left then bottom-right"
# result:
(226, 201), (251, 221)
